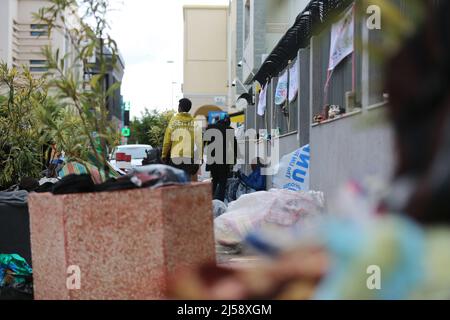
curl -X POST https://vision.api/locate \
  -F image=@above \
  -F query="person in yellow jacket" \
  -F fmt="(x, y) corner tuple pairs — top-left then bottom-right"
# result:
(162, 98), (201, 180)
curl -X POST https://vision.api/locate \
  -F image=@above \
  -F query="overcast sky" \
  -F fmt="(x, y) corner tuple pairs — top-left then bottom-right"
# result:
(108, 0), (229, 119)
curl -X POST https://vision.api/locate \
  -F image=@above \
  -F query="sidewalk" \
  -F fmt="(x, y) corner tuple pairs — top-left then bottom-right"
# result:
(216, 246), (269, 269)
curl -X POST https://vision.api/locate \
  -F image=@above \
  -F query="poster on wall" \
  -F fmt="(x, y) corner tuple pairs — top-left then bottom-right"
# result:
(328, 5), (354, 71)
(275, 60), (300, 106)
(257, 84), (267, 116)
(272, 144), (310, 191)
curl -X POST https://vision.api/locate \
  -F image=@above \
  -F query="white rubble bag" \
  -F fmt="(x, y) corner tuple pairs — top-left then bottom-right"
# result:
(214, 189), (325, 246)
(272, 145), (311, 191)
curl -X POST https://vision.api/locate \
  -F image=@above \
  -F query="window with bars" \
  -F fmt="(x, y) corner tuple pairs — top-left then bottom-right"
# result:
(271, 61), (299, 136)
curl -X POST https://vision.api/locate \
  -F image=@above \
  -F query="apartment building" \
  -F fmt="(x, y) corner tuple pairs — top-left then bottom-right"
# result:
(183, 5), (229, 118)
(0, 0), (74, 73)
(0, 0), (125, 125)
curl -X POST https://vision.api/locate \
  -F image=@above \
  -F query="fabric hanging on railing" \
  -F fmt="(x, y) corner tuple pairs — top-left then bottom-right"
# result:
(275, 70), (288, 106)
(328, 4), (354, 71)
(289, 60), (299, 103)
(275, 60), (300, 106)
(324, 4), (355, 103)
(257, 84), (268, 116)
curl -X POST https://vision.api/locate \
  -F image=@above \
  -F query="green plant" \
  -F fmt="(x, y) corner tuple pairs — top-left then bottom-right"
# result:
(129, 109), (175, 147)
(34, 96), (89, 162)
(0, 64), (46, 188)
(35, 0), (121, 175)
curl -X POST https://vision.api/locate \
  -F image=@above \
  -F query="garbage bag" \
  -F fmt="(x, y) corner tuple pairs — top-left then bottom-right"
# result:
(272, 145), (311, 191)
(128, 164), (189, 187)
(213, 200), (227, 218)
(0, 254), (33, 298)
(142, 147), (163, 165)
(224, 178), (256, 204)
(215, 189), (325, 246)
(52, 174), (96, 194)
(0, 191), (28, 207)
(52, 165), (189, 194)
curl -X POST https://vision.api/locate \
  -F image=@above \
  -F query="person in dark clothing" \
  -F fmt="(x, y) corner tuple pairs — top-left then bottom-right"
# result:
(237, 158), (266, 191)
(204, 114), (238, 201)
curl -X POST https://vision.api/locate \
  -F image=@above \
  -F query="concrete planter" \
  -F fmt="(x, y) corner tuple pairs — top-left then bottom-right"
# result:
(28, 183), (214, 300)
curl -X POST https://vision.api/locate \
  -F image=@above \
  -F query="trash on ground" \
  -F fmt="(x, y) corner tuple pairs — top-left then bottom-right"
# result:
(0, 254), (33, 299)
(215, 189), (325, 246)
(272, 145), (310, 192)
(51, 164), (189, 195)
(212, 200), (227, 218)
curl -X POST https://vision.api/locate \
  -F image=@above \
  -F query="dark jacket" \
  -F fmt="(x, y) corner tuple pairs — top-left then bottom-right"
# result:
(204, 121), (238, 172)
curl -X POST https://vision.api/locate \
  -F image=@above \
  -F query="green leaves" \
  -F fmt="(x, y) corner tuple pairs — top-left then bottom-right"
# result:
(0, 0), (125, 187)
(33, 0), (123, 176)
(128, 109), (175, 147)
(0, 63), (47, 188)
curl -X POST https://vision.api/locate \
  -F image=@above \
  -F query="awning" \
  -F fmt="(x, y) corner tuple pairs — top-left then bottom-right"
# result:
(252, 0), (354, 86)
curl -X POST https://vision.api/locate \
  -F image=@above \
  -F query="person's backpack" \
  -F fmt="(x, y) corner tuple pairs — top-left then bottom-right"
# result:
(142, 147), (162, 165)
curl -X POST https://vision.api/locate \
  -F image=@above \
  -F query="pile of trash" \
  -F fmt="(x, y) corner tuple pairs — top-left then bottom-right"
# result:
(1, 164), (189, 196)
(214, 189), (325, 247)
(51, 164), (189, 195)
(0, 254), (33, 300)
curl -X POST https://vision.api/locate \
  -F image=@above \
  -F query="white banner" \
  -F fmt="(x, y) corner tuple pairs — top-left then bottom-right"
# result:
(275, 70), (288, 106)
(275, 60), (299, 106)
(328, 5), (354, 71)
(272, 145), (310, 191)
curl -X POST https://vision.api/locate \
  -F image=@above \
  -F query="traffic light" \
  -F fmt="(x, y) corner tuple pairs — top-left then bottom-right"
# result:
(121, 127), (130, 137)
(124, 110), (130, 126)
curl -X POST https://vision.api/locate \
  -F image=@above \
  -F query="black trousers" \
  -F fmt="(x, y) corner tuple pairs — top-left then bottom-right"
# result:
(210, 166), (229, 202)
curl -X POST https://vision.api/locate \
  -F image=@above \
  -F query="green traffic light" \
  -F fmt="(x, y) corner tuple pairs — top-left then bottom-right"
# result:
(121, 127), (130, 137)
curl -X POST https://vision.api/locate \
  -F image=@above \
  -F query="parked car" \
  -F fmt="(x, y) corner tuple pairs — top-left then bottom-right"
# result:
(109, 144), (153, 172)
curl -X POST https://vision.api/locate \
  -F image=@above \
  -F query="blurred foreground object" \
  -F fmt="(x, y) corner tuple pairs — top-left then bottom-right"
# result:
(169, 246), (328, 300)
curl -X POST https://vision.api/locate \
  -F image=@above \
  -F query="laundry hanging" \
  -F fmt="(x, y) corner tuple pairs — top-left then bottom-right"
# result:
(288, 60), (299, 103)
(257, 84), (267, 116)
(328, 4), (354, 72)
(275, 60), (299, 106)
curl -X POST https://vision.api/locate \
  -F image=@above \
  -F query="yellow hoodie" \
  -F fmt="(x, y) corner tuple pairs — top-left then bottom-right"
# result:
(162, 112), (202, 161)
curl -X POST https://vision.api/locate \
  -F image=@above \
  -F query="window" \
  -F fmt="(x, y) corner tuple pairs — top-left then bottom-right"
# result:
(30, 67), (48, 73)
(30, 24), (48, 37)
(244, 0), (251, 43)
(30, 61), (48, 72)
(30, 60), (47, 65)
(112, 146), (151, 160)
